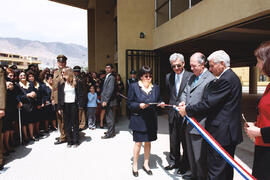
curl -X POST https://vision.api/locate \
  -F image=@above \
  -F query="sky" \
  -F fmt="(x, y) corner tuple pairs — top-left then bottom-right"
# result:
(0, 0), (87, 47)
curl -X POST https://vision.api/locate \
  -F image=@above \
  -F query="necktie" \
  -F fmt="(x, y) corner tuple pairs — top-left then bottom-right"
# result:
(194, 76), (199, 85)
(176, 74), (180, 96)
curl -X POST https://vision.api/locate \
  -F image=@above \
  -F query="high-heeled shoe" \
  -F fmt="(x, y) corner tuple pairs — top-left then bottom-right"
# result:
(142, 166), (153, 175)
(30, 136), (39, 141)
(132, 169), (139, 177)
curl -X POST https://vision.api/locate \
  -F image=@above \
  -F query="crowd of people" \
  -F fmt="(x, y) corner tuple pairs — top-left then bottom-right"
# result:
(0, 55), (126, 170)
(0, 41), (270, 180)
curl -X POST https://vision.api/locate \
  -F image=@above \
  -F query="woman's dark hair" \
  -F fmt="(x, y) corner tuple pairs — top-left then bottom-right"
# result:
(45, 73), (53, 81)
(254, 41), (270, 77)
(26, 70), (36, 81)
(40, 68), (50, 81)
(138, 66), (152, 79)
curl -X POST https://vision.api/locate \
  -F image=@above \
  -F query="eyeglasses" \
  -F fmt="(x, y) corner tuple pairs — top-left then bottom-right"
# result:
(143, 75), (152, 79)
(171, 64), (182, 69)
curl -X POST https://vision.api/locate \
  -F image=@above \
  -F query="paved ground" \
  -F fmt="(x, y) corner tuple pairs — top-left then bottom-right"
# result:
(0, 113), (254, 180)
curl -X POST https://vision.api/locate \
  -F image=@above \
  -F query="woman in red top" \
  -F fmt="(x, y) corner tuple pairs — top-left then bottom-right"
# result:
(245, 41), (270, 180)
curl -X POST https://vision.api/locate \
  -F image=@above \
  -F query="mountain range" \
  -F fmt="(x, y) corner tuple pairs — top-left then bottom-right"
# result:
(0, 37), (88, 69)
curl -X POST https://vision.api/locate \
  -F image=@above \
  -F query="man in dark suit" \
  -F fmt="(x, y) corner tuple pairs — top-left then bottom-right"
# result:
(178, 50), (243, 180)
(165, 53), (192, 175)
(180, 52), (215, 180)
(101, 64), (117, 139)
(0, 67), (6, 170)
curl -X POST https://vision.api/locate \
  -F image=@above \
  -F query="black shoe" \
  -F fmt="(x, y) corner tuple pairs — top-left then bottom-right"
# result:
(55, 137), (60, 140)
(165, 164), (178, 170)
(100, 126), (104, 129)
(101, 133), (115, 139)
(67, 142), (73, 148)
(132, 170), (139, 177)
(182, 174), (194, 180)
(67, 144), (72, 148)
(142, 166), (152, 175)
(0, 164), (4, 170)
(177, 168), (188, 175)
(73, 144), (79, 148)
(54, 139), (66, 145)
(30, 137), (39, 141)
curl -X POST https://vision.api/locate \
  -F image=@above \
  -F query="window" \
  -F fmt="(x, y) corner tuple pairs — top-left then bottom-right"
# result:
(155, 0), (203, 27)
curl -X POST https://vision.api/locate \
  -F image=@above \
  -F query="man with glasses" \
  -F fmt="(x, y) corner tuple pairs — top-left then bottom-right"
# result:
(165, 53), (192, 175)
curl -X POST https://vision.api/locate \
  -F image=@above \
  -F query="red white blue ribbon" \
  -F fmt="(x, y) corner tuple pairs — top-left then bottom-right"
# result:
(174, 107), (256, 179)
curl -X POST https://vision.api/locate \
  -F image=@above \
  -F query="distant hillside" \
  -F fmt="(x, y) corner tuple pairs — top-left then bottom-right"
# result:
(0, 37), (88, 69)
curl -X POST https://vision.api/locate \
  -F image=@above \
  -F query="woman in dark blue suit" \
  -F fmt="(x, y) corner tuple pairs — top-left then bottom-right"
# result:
(128, 66), (164, 177)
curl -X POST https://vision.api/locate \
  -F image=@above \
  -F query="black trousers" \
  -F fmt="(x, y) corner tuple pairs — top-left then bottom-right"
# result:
(169, 116), (189, 170)
(207, 144), (236, 180)
(63, 103), (79, 144)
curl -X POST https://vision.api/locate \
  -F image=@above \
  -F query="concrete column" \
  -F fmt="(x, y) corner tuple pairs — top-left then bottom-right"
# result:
(95, 0), (115, 71)
(88, 9), (95, 72)
(249, 65), (257, 94)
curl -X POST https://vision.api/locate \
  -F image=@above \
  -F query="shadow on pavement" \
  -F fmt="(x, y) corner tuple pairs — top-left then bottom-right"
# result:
(4, 145), (32, 164)
(79, 131), (92, 144)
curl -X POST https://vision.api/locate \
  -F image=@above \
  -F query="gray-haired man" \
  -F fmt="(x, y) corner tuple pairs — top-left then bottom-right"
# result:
(165, 53), (192, 175)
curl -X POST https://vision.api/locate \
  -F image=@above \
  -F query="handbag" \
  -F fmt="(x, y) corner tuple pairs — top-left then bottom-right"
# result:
(22, 103), (33, 112)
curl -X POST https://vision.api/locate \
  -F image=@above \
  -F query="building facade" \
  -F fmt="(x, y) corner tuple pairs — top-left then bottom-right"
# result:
(50, 0), (270, 94)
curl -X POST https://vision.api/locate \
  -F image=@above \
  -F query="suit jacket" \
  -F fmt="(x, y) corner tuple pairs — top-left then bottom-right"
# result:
(101, 73), (116, 107)
(57, 81), (84, 110)
(51, 69), (64, 104)
(0, 68), (6, 110)
(127, 82), (162, 132)
(166, 70), (192, 124)
(186, 69), (243, 146)
(180, 70), (215, 134)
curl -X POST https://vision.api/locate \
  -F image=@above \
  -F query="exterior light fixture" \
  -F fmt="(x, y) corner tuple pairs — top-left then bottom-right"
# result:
(140, 32), (145, 38)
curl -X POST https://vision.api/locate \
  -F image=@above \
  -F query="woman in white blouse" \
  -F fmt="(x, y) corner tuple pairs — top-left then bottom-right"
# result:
(57, 68), (84, 148)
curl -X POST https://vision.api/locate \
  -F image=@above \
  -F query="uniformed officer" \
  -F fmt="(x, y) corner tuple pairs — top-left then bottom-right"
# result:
(0, 67), (6, 170)
(127, 70), (137, 90)
(52, 55), (67, 145)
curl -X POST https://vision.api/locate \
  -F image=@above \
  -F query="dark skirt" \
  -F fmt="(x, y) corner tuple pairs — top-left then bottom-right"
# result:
(252, 145), (270, 180)
(133, 130), (157, 142)
(20, 109), (30, 126)
(28, 108), (40, 123)
(2, 110), (17, 131)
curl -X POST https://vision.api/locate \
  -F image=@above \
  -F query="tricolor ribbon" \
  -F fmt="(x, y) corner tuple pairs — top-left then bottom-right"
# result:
(174, 107), (256, 180)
